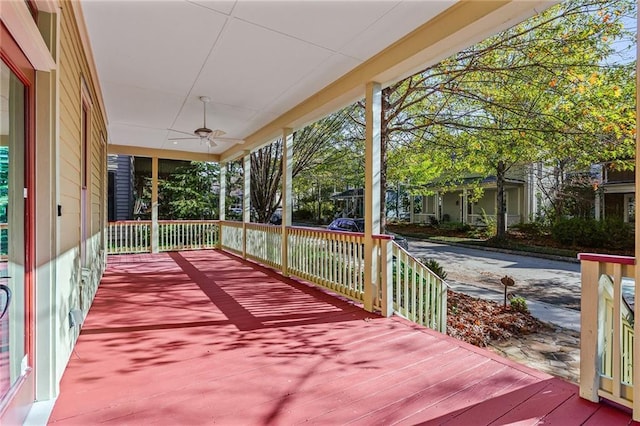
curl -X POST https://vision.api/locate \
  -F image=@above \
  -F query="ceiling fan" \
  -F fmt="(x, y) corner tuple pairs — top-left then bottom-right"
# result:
(168, 96), (244, 148)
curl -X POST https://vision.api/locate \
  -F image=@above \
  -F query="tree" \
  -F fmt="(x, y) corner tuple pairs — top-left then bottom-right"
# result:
(384, 0), (635, 237)
(249, 107), (357, 223)
(157, 161), (220, 220)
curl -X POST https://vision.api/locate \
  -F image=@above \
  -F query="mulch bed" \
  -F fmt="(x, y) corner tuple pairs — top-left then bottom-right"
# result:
(447, 290), (548, 347)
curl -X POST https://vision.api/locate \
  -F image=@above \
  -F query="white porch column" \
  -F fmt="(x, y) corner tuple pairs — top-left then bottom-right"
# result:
(219, 162), (226, 221)
(243, 152), (251, 258)
(462, 189), (468, 224)
(435, 191), (440, 221)
(409, 195), (414, 223)
(364, 82), (381, 312)
(281, 129), (293, 276)
(634, 10), (640, 419)
(594, 191), (601, 221)
(151, 156), (159, 253)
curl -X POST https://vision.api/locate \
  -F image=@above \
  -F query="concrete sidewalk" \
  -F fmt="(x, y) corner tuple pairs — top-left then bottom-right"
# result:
(448, 280), (581, 332)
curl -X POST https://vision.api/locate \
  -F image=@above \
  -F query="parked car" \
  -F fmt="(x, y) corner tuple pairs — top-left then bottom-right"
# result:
(327, 218), (409, 250)
(269, 209), (282, 225)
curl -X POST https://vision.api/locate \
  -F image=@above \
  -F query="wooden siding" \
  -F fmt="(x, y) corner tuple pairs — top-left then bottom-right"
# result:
(107, 155), (134, 220)
(59, 1), (107, 253)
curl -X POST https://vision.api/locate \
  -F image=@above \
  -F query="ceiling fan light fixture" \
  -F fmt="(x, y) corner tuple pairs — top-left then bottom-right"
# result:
(194, 127), (212, 138)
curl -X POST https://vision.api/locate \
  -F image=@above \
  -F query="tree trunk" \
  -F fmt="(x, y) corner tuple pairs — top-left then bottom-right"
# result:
(496, 160), (507, 239)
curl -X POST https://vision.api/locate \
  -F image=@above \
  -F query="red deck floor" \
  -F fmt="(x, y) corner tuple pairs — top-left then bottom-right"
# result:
(49, 250), (635, 425)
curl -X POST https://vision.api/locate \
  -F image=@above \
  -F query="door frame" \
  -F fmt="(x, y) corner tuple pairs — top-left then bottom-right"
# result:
(0, 23), (36, 423)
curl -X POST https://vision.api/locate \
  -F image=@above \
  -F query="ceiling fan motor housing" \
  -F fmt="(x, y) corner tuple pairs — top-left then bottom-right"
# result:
(194, 127), (212, 138)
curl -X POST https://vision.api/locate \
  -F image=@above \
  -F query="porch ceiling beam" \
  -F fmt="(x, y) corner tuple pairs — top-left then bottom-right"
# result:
(220, 0), (548, 162)
(107, 144), (220, 163)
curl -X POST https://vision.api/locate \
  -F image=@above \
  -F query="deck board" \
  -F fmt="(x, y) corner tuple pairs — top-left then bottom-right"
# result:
(49, 250), (635, 425)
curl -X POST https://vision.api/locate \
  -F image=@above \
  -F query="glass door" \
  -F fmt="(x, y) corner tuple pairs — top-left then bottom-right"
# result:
(0, 24), (35, 417)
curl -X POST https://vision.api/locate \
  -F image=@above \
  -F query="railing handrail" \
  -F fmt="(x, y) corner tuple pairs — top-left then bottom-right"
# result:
(578, 253), (636, 265)
(157, 219), (220, 224)
(107, 219), (151, 225)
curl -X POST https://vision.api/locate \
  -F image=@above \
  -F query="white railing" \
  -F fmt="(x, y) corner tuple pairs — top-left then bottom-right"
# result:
(106, 220), (448, 334)
(580, 253), (638, 420)
(158, 220), (219, 251)
(220, 220), (244, 255)
(412, 213), (437, 224)
(391, 243), (448, 333)
(245, 223), (282, 269)
(468, 213), (521, 227)
(287, 227), (369, 303)
(106, 221), (151, 254)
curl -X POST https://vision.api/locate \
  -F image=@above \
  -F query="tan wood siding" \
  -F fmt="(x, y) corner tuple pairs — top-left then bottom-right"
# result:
(58, 3), (107, 255)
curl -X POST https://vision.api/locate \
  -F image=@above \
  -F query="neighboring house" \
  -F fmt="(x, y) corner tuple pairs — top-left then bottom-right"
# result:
(410, 164), (546, 227)
(107, 154), (134, 221)
(596, 165), (635, 223)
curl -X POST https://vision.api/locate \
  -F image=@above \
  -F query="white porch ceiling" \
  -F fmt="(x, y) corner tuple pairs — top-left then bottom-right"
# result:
(82, 0), (551, 160)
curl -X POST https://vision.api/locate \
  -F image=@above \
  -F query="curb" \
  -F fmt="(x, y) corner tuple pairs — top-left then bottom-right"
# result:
(402, 235), (580, 264)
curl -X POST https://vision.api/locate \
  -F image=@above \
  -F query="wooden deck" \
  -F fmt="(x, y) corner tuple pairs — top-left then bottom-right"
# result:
(49, 250), (635, 425)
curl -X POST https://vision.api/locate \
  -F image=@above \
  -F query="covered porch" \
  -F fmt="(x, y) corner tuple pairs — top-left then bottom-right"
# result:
(49, 249), (631, 425)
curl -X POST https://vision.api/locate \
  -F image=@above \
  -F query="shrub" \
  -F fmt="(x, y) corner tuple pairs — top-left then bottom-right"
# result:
(511, 221), (548, 237)
(551, 217), (633, 249)
(509, 296), (529, 313)
(438, 221), (471, 232)
(551, 217), (604, 247)
(292, 208), (314, 220)
(418, 257), (448, 280)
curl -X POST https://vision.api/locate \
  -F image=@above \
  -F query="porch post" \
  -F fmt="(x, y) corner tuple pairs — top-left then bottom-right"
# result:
(151, 156), (159, 253)
(409, 195), (414, 223)
(580, 259), (603, 403)
(364, 81), (381, 312)
(435, 191), (440, 221)
(219, 163), (226, 221)
(462, 188), (468, 224)
(243, 152), (251, 258)
(281, 129), (293, 276)
(218, 162), (226, 249)
(594, 191), (601, 221)
(634, 15), (640, 419)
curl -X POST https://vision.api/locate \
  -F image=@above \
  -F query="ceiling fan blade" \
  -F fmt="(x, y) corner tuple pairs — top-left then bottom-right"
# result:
(206, 138), (217, 148)
(168, 137), (199, 141)
(167, 128), (195, 137)
(210, 129), (226, 138)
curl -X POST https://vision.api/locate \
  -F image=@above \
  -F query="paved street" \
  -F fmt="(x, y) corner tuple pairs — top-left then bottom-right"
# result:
(408, 240), (582, 311)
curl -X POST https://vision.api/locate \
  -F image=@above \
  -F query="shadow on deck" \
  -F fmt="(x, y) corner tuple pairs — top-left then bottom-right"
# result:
(49, 250), (633, 425)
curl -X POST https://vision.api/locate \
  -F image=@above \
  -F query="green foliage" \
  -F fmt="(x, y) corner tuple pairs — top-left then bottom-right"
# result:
(158, 161), (219, 220)
(438, 222), (471, 232)
(478, 209), (497, 238)
(292, 208), (314, 221)
(382, 0), (635, 238)
(510, 297), (529, 314)
(510, 221), (548, 237)
(418, 257), (448, 280)
(551, 217), (633, 249)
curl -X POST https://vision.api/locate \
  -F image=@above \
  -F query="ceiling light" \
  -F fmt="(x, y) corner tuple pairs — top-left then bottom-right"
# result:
(195, 127), (212, 138)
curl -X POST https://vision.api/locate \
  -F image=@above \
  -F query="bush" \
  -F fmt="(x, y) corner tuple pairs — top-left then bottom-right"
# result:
(551, 217), (633, 249)
(418, 257), (447, 280)
(551, 217), (603, 247)
(510, 296), (529, 313)
(510, 221), (548, 237)
(599, 218), (634, 250)
(438, 221), (471, 232)
(292, 208), (314, 220)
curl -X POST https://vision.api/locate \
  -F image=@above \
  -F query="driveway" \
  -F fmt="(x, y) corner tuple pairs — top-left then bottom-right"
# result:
(408, 240), (582, 311)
